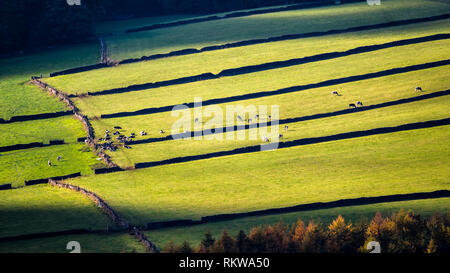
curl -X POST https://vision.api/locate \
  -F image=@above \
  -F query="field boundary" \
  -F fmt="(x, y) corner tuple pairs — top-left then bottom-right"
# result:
(47, 13), (450, 77)
(0, 140), (66, 153)
(144, 190), (450, 230)
(0, 229), (111, 243)
(70, 33), (450, 97)
(49, 179), (159, 253)
(100, 59), (450, 119)
(125, 1), (349, 34)
(0, 111), (72, 124)
(0, 184), (12, 191)
(126, 89), (450, 146)
(133, 118), (450, 169)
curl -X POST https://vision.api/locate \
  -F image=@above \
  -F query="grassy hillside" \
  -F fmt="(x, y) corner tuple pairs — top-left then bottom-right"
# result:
(105, 0), (450, 60)
(0, 144), (100, 187)
(44, 19), (450, 93)
(0, 116), (86, 147)
(0, 185), (112, 238)
(0, 0), (448, 252)
(107, 94), (450, 167)
(0, 232), (147, 253)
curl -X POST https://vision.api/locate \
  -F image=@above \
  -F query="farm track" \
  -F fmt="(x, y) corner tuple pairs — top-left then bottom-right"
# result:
(48, 13), (450, 77)
(100, 59), (450, 119)
(126, 89), (450, 146)
(71, 33), (450, 97)
(133, 118), (450, 169)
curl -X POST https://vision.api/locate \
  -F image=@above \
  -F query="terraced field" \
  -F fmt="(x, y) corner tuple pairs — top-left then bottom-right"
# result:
(1, 0), (449, 253)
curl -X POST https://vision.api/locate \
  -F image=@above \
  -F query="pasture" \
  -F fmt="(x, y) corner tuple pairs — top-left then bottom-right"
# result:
(104, 0), (450, 60)
(0, 144), (100, 187)
(0, 0), (449, 252)
(68, 125), (450, 224)
(146, 197), (450, 248)
(0, 232), (146, 253)
(44, 19), (450, 94)
(0, 185), (111, 238)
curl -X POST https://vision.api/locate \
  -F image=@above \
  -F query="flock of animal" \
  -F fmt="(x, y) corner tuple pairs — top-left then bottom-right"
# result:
(333, 86), (423, 109)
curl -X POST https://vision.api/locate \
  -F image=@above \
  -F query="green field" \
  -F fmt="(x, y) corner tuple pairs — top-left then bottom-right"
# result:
(68, 38), (450, 117)
(0, 144), (100, 187)
(0, 42), (99, 119)
(0, 116), (86, 147)
(67, 126), (450, 224)
(44, 19), (450, 94)
(104, 0), (450, 60)
(107, 94), (450, 167)
(0, 185), (112, 238)
(1, 0), (449, 252)
(0, 232), (147, 253)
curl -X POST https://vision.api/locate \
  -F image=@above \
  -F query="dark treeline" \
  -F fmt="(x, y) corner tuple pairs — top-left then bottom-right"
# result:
(0, 0), (99, 54)
(104, 0), (331, 17)
(0, 0), (331, 55)
(163, 210), (450, 253)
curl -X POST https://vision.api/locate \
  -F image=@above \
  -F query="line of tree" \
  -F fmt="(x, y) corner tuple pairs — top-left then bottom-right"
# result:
(163, 210), (450, 253)
(0, 0), (336, 55)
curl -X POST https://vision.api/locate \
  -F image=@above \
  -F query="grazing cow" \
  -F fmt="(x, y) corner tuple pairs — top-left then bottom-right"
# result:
(415, 86), (423, 92)
(48, 160), (52, 167)
(140, 131), (147, 136)
(356, 101), (363, 107)
(160, 130), (165, 134)
(57, 156), (62, 161)
(331, 90), (339, 96)
(284, 125), (289, 132)
(349, 103), (357, 108)
(278, 134), (283, 138)
(262, 136), (270, 142)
